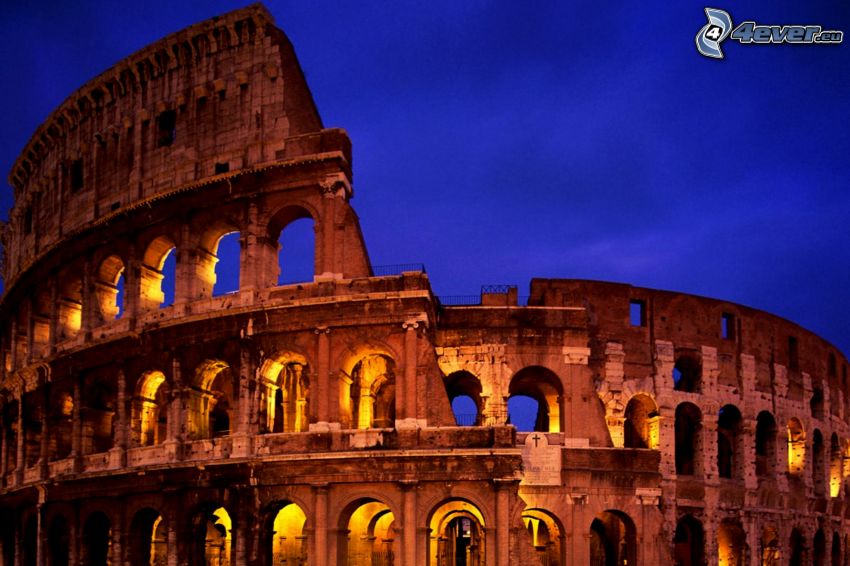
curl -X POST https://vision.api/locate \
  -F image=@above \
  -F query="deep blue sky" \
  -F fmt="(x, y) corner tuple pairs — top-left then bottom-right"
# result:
(1, 2), (849, 356)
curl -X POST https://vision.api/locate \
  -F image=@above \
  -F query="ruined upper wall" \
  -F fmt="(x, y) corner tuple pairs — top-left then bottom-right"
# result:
(3, 4), (328, 286)
(530, 278), (849, 404)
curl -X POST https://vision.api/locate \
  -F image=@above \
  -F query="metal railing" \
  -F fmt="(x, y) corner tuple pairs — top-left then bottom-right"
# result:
(370, 263), (426, 276)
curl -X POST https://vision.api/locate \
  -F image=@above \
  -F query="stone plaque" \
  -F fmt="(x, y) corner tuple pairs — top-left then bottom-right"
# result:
(520, 433), (561, 486)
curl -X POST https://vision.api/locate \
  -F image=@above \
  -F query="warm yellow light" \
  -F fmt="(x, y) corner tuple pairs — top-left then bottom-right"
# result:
(272, 503), (307, 562)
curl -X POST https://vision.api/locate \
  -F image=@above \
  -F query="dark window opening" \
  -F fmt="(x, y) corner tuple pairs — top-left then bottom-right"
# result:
(156, 110), (176, 147)
(23, 207), (32, 235)
(629, 300), (646, 327)
(673, 354), (701, 393)
(71, 159), (84, 192)
(721, 312), (735, 340)
(788, 336), (799, 370)
(828, 353), (837, 377)
(110, 201), (120, 211)
(214, 162), (230, 175)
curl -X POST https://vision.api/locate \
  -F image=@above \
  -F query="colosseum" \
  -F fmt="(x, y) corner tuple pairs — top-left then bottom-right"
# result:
(0, 4), (848, 565)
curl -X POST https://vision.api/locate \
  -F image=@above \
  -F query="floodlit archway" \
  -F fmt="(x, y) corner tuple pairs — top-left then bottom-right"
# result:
(787, 418), (806, 475)
(189, 360), (235, 439)
(624, 394), (659, 449)
(760, 526), (780, 566)
(192, 506), (232, 566)
(140, 235), (177, 310)
(95, 254), (126, 322)
(339, 498), (396, 566)
(48, 387), (74, 461)
(717, 519), (747, 566)
(197, 223), (241, 298)
(134, 371), (169, 446)
(508, 366), (562, 433)
(589, 510), (636, 566)
(342, 354), (396, 429)
(428, 499), (486, 566)
(522, 508), (563, 566)
(260, 353), (310, 433)
(830, 433), (842, 498)
(57, 270), (83, 338)
(128, 508), (167, 566)
(268, 502), (308, 565)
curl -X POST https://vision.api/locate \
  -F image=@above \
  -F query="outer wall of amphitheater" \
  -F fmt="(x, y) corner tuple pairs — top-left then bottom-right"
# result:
(0, 4), (848, 565)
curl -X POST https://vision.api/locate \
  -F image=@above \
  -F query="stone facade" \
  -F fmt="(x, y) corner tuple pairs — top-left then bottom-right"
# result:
(0, 5), (848, 565)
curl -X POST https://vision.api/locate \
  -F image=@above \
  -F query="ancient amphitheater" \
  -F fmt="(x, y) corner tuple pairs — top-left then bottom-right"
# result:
(0, 4), (848, 565)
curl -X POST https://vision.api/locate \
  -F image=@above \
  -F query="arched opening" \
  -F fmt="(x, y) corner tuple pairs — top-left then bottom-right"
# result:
(192, 506), (232, 566)
(428, 499), (486, 566)
(82, 511), (112, 566)
(445, 371), (483, 426)
(507, 396), (538, 432)
(673, 515), (704, 566)
(22, 392), (43, 468)
(343, 354), (396, 429)
(717, 404), (743, 479)
(813, 429), (826, 496)
(32, 287), (52, 356)
(811, 387), (825, 420)
(761, 526), (780, 566)
(717, 519), (747, 566)
(340, 498), (396, 566)
(128, 508), (167, 566)
(95, 255), (125, 322)
(260, 353), (310, 433)
(277, 216), (315, 285)
(624, 394), (659, 449)
(789, 528), (806, 566)
(197, 224), (241, 299)
(48, 388), (74, 461)
(82, 375), (115, 454)
(2, 402), (18, 475)
(589, 510), (636, 566)
(830, 433), (842, 498)
(134, 371), (168, 447)
(675, 402), (702, 476)
(23, 514), (37, 566)
(0, 511), (14, 566)
(813, 529), (826, 566)
(47, 514), (70, 566)
(267, 502), (308, 565)
(508, 367), (563, 433)
(755, 411), (777, 477)
(787, 418), (806, 476)
(58, 271), (83, 339)
(673, 351), (701, 393)
(140, 235), (176, 310)
(830, 532), (840, 566)
(190, 361), (235, 440)
(522, 508), (563, 566)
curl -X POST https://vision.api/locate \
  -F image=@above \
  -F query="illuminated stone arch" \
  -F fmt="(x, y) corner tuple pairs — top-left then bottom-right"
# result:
(339, 346), (399, 429)
(717, 518), (748, 566)
(94, 253), (126, 322)
(427, 498), (487, 566)
(787, 417), (806, 476)
(760, 524), (780, 566)
(521, 508), (564, 566)
(624, 393), (659, 449)
(57, 266), (83, 339)
(189, 359), (235, 439)
(829, 432), (842, 498)
(336, 496), (399, 566)
(190, 503), (233, 566)
(196, 218), (242, 299)
(128, 507), (167, 566)
(139, 234), (177, 310)
(259, 351), (310, 433)
(589, 509), (636, 566)
(133, 370), (169, 447)
(507, 366), (563, 433)
(47, 384), (74, 460)
(262, 500), (309, 565)
(31, 285), (52, 354)
(444, 370), (484, 426)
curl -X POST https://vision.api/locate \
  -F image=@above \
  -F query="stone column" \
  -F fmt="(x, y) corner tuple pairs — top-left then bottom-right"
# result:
(165, 357), (184, 461)
(174, 224), (192, 304)
(0, 404), (7, 485)
(71, 380), (82, 473)
(494, 479), (512, 566)
(25, 298), (34, 366)
(81, 257), (94, 337)
(109, 367), (127, 468)
(9, 318), (18, 371)
(123, 245), (139, 322)
(315, 327), (331, 427)
(16, 386), (26, 483)
(232, 344), (254, 457)
(399, 320), (422, 427)
(313, 484), (329, 566)
(742, 418), (758, 489)
(319, 181), (337, 277)
(38, 385), (48, 479)
(35, 498), (45, 566)
(167, 508), (179, 566)
(702, 415), (719, 481)
(401, 481), (417, 566)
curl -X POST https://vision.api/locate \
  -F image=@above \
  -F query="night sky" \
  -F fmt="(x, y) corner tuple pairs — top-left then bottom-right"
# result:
(1, 1), (849, 357)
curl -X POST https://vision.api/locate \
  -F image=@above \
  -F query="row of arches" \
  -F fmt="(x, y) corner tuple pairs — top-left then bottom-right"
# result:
(8, 500), (638, 566)
(673, 514), (847, 566)
(4, 210), (315, 368)
(0, 350), (402, 475)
